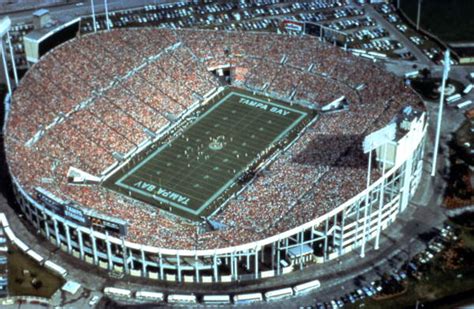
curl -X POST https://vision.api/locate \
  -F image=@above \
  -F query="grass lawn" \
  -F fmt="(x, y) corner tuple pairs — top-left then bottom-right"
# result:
(7, 245), (65, 298)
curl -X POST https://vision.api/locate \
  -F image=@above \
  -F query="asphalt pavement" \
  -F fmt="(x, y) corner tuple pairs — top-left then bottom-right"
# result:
(364, 4), (432, 67)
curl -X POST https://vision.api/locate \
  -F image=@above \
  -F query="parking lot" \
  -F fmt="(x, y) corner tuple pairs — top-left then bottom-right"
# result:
(4, 0), (454, 75)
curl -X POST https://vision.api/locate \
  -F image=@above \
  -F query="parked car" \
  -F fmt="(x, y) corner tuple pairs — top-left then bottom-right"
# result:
(89, 295), (100, 306)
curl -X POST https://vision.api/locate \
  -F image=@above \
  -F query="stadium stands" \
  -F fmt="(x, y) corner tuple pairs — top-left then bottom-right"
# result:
(5, 28), (423, 251)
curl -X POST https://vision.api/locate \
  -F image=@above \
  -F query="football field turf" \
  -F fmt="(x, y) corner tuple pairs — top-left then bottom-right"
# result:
(103, 88), (314, 221)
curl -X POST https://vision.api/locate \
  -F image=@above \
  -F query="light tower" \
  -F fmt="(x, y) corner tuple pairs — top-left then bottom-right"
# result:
(104, 0), (111, 31)
(431, 50), (451, 177)
(90, 0), (97, 32)
(416, 0), (423, 31)
(0, 16), (18, 96)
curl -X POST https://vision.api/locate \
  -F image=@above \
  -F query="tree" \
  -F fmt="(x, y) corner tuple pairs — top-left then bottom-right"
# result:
(420, 68), (431, 79)
(31, 278), (43, 290)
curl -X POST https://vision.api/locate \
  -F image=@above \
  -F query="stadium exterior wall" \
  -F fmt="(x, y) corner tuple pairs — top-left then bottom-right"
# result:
(7, 110), (427, 283)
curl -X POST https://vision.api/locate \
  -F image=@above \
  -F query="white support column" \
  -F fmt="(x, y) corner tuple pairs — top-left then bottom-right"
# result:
(0, 40), (12, 96)
(6, 31), (18, 85)
(213, 253), (218, 281)
(233, 252), (238, 280)
(44, 214), (50, 238)
(276, 240), (281, 275)
(421, 134), (427, 158)
(230, 253), (234, 279)
(128, 253), (134, 271)
(78, 230), (84, 259)
(375, 143), (388, 250)
(53, 219), (60, 246)
(176, 253), (181, 282)
(339, 210), (346, 255)
(159, 252), (164, 280)
(254, 248), (259, 279)
(194, 255), (199, 283)
(400, 156), (413, 212)
(299, 230), (304, 270)
(361, 148), (372, 258)
(354, 200), (361, 247)
(91, 232), (98, 264)
(271, 242), (275, 270)
(323, 217), (329, 260)
(141, 246), (147, 277)
(246, 251), (250, 270)
(65, 224), (72, 253)
(106, 233), (113, 269)
(121, 238), (129, 274)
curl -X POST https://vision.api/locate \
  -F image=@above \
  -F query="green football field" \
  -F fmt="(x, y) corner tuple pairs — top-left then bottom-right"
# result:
(103, 87), (314, 221)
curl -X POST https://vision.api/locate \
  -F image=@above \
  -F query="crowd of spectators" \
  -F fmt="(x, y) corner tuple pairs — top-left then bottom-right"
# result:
(5, 28), (424, 250)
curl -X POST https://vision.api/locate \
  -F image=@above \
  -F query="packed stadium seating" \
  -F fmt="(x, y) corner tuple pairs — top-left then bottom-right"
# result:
(5, 28), (423, 250)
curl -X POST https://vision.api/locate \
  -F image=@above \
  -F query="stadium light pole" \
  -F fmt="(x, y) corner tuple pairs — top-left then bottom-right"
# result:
(90, 0), (97, 32)
(431, 50), (450, 177)
(6, 31), (18, 85)
(104, 0), (110, 31)
(416, 0), (423, 31)
(0, 16), (13, 96)
(0, 40), (12, 96)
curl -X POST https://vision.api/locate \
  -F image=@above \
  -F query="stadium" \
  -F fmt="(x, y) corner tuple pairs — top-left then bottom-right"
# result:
(4, 27), (427, 283)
